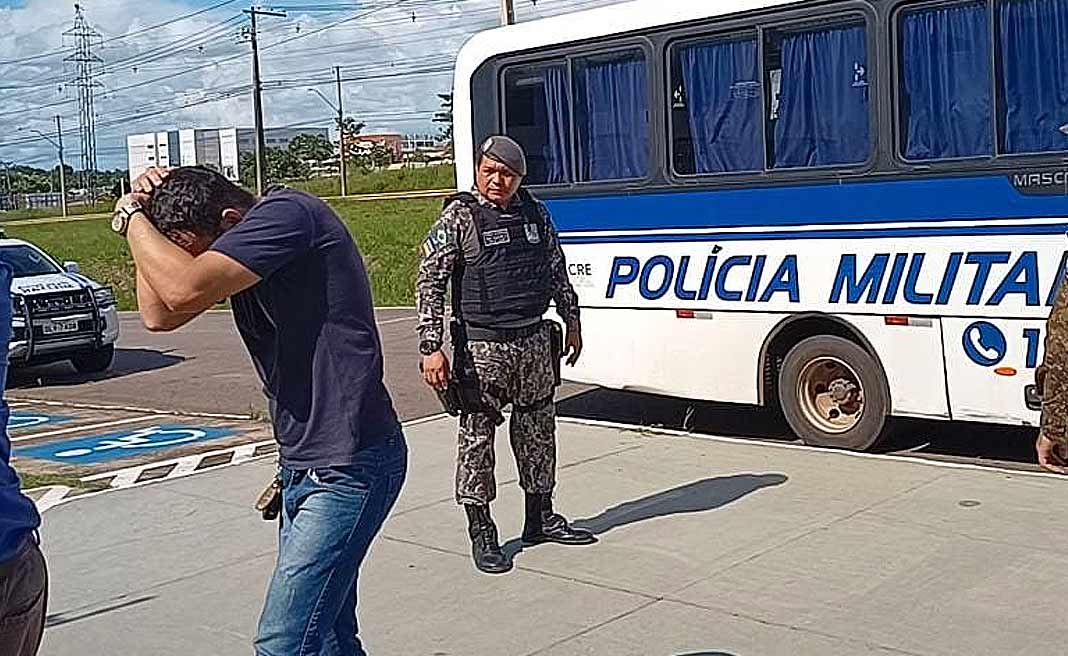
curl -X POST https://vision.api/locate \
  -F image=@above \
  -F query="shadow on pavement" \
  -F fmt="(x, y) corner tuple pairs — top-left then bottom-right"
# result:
(46, 595), (157, 628)
(503, 473), (787, 558)
(557, 388), (1040, 466)
(8, 348), (185, 389)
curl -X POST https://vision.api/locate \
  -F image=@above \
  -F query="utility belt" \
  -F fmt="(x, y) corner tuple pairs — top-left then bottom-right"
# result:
(424, 320), (563, 422)
(458, 320), (543, 343)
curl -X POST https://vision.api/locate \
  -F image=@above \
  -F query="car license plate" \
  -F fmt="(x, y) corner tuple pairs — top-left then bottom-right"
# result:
(42, 319), (79, 335)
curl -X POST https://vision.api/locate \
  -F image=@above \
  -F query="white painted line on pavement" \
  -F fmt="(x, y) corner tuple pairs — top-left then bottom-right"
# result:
(7, 397), (251, 421)
(376, 315), (418, 326)
(82, 440), (273, 489)
(34, 486), (73, 513)
(29, 413), (452, 511)
(556, 415), (1067, 482)
(11, 414), (167, 443)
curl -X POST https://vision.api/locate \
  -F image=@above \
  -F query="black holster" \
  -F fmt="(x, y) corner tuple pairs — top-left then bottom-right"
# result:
(546, 320), (563, 388)
(418, 323), (504, 425)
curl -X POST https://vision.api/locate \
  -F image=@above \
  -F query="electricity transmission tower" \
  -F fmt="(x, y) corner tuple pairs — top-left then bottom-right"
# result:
(64, 3), (102, 199)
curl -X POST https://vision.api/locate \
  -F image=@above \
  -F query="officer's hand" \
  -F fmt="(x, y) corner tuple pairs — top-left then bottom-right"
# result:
(564, 327), (582, 366)
(1036, 434), (1068, 474)
(422, 351), (451, 391)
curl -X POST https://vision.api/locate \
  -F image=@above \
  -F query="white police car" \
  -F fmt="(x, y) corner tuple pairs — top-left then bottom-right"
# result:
(1, 238), (120, 373)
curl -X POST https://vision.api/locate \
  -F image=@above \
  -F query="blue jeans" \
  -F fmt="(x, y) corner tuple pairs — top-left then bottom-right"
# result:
(254, 432), (407, 656)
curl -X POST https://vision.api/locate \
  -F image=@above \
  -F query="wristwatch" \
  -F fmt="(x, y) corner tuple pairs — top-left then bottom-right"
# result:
(419, 340), (442, 356)
(111, 200), (144, 236)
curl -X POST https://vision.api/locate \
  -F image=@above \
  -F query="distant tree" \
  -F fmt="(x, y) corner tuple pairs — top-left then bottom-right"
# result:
(339, 116), (366, 163)
(288, 134), (334, 168)
(433, 92), (453, 152)
(240, 147), (310, 187)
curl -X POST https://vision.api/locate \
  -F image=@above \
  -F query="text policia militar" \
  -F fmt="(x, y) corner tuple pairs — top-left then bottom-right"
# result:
(605, 250), (1068, 307)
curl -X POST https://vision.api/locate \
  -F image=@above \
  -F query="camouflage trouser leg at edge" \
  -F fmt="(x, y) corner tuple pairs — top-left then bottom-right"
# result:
(1040, 277), (1068, 446)
(454, 325), (559, 504)
(510, 326), (558, 495)
(455, 337), (512, 506)
(456, 408), (502, 505)
(509, 402), (557, 495)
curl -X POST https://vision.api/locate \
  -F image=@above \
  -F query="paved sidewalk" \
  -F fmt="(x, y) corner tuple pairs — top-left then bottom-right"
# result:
(38, 416), (1068, 656)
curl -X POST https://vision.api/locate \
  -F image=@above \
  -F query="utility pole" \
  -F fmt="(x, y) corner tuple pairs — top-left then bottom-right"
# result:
(335, 66), (347, 197)
(1, 161), (11, 209)
(499, 0), (515, 25)
(243, 6), (286, 196)
(56, 115), (67, 218)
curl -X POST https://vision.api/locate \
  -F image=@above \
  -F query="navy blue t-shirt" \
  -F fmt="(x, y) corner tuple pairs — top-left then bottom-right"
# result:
(211, 189), (399, 469)
(0, 262), (40, 564)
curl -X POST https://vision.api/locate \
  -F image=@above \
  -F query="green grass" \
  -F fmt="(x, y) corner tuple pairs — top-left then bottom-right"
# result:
(20, 472), (85, 490)
(5, 198), (441, 310)
(289, 165), (455, 197)
(334, 198), (439, 306)
(0, 202), (112, 223)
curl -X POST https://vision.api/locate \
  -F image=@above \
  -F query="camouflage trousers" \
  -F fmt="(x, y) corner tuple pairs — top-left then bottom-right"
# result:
(1040, 277), (1068, 446)
(454, 323), (557, 505)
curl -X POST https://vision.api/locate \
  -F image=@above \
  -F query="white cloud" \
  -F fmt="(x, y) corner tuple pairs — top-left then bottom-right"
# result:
(0, 0), (624, 170)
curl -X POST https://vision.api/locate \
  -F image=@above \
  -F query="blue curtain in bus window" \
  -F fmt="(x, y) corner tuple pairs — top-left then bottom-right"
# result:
(541, 64), (572, 183)
(576, 54), (649, 181)
(774, 24), (870, 168)
(998, 0), (1068, 154)
(680, 38), (762, 173)
(900, 3), (992, 159)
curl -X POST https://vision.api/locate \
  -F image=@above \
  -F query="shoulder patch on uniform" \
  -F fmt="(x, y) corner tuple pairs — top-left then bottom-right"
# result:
(431, 223), (449, 247)
(524, 223), (541, 244)
(420, 238), (436, 258)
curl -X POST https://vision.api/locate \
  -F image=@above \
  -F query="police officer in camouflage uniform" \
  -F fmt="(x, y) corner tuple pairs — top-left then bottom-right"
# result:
(416, 136), (596, 574)
(1036, 277), (1068, 475)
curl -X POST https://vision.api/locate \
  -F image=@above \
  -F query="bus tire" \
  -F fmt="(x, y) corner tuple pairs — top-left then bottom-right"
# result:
(778, 335), (889, 451)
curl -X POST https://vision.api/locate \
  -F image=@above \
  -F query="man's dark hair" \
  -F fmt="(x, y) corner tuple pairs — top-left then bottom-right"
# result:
(147, 166), (256, 239)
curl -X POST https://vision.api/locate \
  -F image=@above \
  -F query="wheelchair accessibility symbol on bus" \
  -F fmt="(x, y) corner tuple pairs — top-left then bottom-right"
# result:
(17, 425), (235, 464)
(962, 321), (1007, 367)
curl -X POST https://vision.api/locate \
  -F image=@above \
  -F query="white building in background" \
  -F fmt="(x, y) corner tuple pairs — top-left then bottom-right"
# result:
(401, 133), (443, 159)
(126, 126), (329, 185)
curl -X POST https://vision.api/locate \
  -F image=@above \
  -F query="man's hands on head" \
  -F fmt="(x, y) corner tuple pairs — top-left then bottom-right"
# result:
(115, 167), (170, 214)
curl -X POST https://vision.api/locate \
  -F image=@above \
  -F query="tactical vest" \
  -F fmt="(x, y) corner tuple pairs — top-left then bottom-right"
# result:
(449, 190), (552, 330)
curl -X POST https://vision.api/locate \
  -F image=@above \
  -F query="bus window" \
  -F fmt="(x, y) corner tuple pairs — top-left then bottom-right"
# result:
(766, 22), (870, 168)
(670, 34), (763, 175)
(996, 0), (1068, 155)
(899, 2), (992, 160)
(571, 49), (649, 182)
(503, 62), (573, 185)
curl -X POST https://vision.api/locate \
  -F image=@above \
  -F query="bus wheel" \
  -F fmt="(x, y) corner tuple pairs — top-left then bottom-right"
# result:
(778, 335), (889, 451)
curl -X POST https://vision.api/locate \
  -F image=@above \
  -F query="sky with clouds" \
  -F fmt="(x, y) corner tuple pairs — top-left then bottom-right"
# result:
(0, 0), (624, 170)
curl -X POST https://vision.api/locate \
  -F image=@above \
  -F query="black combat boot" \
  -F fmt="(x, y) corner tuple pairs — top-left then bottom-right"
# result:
(521, 493), (597, 546)
(464, 504), (512, 574)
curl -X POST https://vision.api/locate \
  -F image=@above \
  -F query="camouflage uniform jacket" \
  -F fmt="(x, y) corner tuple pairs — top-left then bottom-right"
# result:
(415, 188), (580, 348)
(1038, 275), (1068, 446)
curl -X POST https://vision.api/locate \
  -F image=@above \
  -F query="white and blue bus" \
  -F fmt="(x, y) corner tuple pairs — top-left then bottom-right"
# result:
(452, 0), (1068, 450)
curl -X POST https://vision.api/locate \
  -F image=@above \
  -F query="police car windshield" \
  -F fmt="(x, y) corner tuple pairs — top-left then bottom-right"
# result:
(0, 245), (61, 277)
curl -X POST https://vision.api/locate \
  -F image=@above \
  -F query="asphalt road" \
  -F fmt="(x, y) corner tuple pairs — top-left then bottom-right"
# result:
(8, 309), (442, 420)
(8, 308), (1041, 471)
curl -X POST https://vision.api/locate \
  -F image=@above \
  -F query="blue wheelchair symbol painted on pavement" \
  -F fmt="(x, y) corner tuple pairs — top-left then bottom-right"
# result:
(16, 425), (235, 464)
(962, 321), (1007, 367)
(7, 414), (71, 431)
